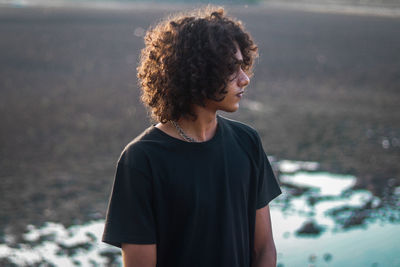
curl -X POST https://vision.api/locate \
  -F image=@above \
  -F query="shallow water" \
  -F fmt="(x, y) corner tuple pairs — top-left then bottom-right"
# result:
(0, 159), (399, 266)
(271, 160), (400, 266)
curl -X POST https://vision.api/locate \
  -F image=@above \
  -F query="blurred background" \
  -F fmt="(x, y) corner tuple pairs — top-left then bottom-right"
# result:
(0, 0), (399, 266)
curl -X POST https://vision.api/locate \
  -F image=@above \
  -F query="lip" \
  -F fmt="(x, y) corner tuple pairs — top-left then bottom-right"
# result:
(236, 91), (244, 97)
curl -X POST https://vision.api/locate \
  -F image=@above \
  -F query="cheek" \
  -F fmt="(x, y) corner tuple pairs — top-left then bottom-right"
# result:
(226, 83), (236, 93)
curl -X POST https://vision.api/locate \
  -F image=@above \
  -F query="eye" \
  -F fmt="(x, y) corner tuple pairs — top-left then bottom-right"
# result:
(234, 59), (246, 71)
(240, 61), (248, 71)
(228, 73), (238, 82)
(228, 59), (245, 81)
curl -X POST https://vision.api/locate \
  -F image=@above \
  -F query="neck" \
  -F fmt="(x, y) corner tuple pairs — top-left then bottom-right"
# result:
(176, 106), (218, 142)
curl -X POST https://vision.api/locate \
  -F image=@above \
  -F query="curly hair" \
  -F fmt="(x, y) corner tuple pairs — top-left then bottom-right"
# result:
(137, 5), (258, 123)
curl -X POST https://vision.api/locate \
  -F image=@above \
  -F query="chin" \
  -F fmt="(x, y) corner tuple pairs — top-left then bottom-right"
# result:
(220, 105), (239, 113)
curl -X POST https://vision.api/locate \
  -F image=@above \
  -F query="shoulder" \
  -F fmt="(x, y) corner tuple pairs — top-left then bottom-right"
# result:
(117, 125), (159, 171)
(219, 115), (262, 147)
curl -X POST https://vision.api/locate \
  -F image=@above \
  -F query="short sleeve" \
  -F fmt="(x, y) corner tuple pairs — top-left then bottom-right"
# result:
(256, 138), (282, 209)
(102, 152), (156, 248)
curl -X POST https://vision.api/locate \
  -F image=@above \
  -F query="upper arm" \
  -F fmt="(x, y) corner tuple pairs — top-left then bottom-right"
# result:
(254, 205), (276, 254)
(122, 243), (157, 267)
(102, 153), (157, 247)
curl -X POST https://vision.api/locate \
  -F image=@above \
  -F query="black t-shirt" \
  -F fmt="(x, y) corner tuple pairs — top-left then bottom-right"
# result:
(102, 115), (282, 267)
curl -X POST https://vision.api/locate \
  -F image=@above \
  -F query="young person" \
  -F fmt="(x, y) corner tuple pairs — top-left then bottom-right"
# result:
(102, 6), (282, 267)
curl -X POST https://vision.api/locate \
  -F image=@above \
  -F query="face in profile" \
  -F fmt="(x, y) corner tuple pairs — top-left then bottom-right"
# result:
(206, 44), (250, 113)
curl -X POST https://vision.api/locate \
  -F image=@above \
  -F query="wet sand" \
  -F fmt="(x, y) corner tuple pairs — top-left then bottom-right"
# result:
(0, 4), (399, 235)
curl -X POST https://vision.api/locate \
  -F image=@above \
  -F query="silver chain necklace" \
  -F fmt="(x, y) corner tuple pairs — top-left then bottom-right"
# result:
(171, 121), (197, 142)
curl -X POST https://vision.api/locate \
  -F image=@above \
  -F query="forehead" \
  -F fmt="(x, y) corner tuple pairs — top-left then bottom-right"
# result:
(233, 43), (243, 61)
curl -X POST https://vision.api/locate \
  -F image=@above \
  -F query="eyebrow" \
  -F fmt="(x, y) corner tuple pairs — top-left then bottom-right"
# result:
(235, 59), (244, 64)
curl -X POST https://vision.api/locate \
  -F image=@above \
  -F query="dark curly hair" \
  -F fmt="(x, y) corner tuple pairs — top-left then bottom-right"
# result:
(137, 5), (258, 123)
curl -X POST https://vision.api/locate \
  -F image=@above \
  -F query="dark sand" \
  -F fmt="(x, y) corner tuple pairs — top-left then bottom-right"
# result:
(0, 4), (399, 235)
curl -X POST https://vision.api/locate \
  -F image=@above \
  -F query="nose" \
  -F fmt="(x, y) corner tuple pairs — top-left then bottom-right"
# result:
(238, 69), (250, 88)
